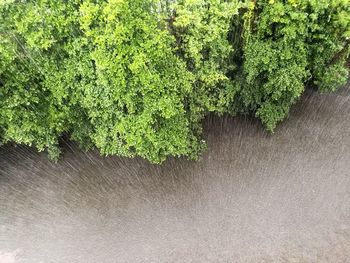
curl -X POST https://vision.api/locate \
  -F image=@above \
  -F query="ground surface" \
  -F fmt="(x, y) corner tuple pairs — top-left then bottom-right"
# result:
(0, 86), (350, 263)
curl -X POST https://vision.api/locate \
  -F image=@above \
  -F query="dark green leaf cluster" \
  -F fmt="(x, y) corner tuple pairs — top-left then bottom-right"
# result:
(238, 0), (349, 130)
(0, 0), (349, 162)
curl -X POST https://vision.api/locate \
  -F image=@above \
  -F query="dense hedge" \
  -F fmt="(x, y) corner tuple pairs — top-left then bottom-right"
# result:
(1, 0), (349, 163)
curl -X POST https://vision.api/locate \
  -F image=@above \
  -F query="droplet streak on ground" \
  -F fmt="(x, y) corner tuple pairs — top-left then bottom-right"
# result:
(0, 86), (349, 263)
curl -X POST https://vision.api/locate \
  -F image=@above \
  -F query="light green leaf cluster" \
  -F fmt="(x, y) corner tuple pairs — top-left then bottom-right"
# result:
(0, 0), (202, 163)
(171, 0), (241, 112)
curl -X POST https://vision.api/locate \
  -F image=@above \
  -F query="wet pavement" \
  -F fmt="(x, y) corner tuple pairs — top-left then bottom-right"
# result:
(0, 86), (349, 262)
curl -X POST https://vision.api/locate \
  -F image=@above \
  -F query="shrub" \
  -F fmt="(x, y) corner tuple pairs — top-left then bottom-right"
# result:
(0, 0), (349, 162)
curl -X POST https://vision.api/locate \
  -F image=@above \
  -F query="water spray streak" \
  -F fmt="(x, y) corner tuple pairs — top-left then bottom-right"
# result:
(0, 87), (350, 262)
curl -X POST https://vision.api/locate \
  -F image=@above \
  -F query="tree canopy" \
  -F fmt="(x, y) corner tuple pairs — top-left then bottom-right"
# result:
(1, 0), (349, 163)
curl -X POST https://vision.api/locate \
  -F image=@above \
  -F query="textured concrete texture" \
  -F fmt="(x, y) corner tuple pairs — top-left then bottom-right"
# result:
(0, 86), (349, 263)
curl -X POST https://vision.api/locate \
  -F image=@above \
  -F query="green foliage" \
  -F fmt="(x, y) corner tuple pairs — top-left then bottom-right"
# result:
(0, 0), (349, 162)
(307, 0), (350, 92)
(239, 0), (310, 130)
(170, 0), (241, 112)
(237, 0), (349, 130)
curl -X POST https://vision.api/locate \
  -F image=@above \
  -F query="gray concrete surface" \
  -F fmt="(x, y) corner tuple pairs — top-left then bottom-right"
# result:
(0, 86), (349, 262)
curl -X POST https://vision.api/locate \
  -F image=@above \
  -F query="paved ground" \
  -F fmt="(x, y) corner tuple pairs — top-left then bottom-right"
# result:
(0, 86), (349, 263)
